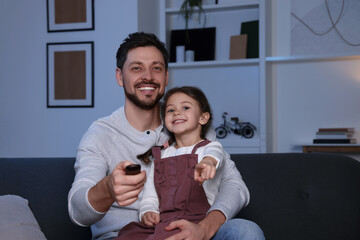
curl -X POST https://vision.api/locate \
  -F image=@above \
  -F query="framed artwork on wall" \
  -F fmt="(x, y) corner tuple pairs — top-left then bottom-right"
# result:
(47, 0), (94, 32)
(47, 42), (94, 108)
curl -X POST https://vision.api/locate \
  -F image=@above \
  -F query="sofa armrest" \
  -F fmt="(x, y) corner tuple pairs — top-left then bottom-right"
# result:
(0, 158), (92, 240)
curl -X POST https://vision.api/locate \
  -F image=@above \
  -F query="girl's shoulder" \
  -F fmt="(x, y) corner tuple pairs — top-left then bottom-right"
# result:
(201, 140), (223, 149)
(162, 145), (193, 156)
(161, 145), (176, 155)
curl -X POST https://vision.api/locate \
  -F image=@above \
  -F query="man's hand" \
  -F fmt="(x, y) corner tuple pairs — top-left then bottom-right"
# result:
(108, 161), (146, 206)
(164, 210), (225, 240)
(164, 219), (209, 240)
(194, 156), (217, 184)
(88, 161), (146, 212)
(142, 211), (160, 226)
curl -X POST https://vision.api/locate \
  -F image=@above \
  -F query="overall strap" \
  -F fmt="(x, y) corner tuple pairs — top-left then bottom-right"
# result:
(151, 146), (162, 161)
(191, 139), (211, 154)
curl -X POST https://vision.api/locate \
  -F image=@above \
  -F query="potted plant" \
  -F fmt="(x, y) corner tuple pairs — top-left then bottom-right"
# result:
(180, 0), (206, 44)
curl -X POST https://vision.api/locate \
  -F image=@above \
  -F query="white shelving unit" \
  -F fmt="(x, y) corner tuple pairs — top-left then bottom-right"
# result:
(266, 53), (360, 63)
(157, 0), (267, 153)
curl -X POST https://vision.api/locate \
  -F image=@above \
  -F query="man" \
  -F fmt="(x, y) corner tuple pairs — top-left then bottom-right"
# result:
(68, 32), (264, 240)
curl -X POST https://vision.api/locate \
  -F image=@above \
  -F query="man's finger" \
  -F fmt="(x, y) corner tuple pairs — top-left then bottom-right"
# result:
(116, 195), (139, 206)
(164, 220), (193, 240)
(164, 223), (187, 240)
(164, 219), (184, 231)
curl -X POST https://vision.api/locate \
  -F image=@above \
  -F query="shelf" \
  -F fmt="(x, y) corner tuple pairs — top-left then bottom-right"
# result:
(302, 144), (360, 153)
(302, 144), (360, 147)
(266, 53), (360, 63)
(218, 137), (260, 147)
(219, 137), (261, 154)
(166, 1), (259, 14)
(169, 58), (259, 69)
(160, 0), (266, 154)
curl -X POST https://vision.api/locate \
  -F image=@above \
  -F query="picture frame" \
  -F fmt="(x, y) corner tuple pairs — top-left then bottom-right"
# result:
(47, 42), (94, 108)
(47, 0), (94, 32)
(169, 27), (216, 62)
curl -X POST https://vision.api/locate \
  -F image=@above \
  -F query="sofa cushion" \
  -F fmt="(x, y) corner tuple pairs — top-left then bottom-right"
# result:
(0, 195), (47, 240)
(0, 158), (92, 240)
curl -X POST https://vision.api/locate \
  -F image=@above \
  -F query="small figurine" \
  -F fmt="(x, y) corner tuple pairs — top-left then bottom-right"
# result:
(215, 112), (256, 139)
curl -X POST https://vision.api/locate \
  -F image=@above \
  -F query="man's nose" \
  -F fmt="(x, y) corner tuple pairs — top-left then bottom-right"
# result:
(141, 69), (154, 81)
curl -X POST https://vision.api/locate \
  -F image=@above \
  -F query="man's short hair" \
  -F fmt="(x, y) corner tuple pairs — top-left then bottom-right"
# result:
(116, 32), (169, 70)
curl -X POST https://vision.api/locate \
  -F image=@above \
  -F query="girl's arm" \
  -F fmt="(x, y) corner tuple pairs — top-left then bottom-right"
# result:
(138, 162), (160, 222)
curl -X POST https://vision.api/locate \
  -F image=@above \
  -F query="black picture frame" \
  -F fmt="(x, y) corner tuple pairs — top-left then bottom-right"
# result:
(47, 0), (94, 32)
(169, 27), (216, 62)
(47, 42), (94, 108)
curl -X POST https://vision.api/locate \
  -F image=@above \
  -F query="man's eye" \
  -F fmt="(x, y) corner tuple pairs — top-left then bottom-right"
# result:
(153, 66), (163, 72)
(132, 66), (141, 71)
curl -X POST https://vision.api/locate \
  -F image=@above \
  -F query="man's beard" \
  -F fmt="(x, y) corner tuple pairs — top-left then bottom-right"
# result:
(124, 83), (164, 110)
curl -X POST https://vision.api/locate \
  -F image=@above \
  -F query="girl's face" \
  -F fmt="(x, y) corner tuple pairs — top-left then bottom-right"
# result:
(164, 92), (209, 140)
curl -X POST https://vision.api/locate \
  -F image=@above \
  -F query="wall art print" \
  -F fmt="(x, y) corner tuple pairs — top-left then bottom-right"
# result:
(47, 0), (94, 32)
(47, 42), (94, 108)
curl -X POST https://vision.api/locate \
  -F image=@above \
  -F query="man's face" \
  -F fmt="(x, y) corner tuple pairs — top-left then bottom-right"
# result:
(117, 46), (168, 110)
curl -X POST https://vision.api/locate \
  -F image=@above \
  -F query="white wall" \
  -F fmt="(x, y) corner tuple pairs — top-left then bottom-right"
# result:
(291, 0), (360, 56)
(1, 0), (359, 157)
(273, 59), (360, 152)
(0, 0), (138, 157)
(270, 0), (360, 153)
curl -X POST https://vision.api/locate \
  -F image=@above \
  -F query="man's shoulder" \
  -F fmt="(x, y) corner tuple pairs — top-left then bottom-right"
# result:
(98, 106), (124, 121)
(84, 107), (125, 136)
(91, 106), (124, 126)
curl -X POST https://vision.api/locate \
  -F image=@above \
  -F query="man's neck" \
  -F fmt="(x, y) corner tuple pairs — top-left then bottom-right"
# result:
(124, 101), (162, 132)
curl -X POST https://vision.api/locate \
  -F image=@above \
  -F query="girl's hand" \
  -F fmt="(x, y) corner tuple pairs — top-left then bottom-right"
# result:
(162, 141), (170, 149)
(194, 157), (217, 184)
(142, 211), (160, 226)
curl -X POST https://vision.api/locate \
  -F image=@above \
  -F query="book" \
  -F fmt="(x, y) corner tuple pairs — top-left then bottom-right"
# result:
(241, 20), (258, 58)
(315, 131), (353, 139)
(313, 139), (357, 144)
(229, 34), (247, 59)
(318, 128), (355, 133)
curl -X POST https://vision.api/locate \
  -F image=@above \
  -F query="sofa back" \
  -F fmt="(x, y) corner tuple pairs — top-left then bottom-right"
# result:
(232, 153), (360, 240)
(1, 153), (359, 240)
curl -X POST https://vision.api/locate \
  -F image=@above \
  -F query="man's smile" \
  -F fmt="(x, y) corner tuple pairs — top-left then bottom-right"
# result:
(138, 86), (156, 91)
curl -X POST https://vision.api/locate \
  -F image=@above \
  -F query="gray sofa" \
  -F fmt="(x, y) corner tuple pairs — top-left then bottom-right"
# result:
(0, 153), (359, 240)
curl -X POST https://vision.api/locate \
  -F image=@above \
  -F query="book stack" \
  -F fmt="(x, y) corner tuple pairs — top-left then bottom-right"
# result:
(313, 128), (356, 144)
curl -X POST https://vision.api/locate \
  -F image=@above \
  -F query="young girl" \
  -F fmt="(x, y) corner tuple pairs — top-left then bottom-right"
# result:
(116, 86), (225, 240)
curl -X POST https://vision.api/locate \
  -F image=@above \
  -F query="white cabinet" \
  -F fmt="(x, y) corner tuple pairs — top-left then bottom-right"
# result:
(157, 0), (267, 153)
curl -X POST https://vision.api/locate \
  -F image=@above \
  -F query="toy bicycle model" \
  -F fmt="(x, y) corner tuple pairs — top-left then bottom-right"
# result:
(215, 112), (256, 139)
